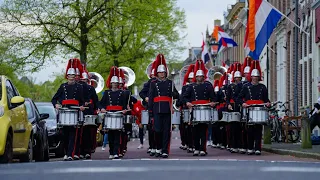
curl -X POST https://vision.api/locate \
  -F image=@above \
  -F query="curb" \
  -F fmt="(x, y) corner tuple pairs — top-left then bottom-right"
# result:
(262, 147), (320, 160)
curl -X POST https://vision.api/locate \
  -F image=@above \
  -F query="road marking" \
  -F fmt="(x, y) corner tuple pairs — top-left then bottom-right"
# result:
(50, 167), (148, 173)
(260, 167), (320, 173)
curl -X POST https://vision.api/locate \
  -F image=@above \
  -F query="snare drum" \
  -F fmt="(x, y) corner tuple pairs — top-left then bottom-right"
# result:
(211, 109), (219, 123)
(192, 106), (212, 123)
(83, 115), (97, 126)
(182, 109), (191, 123)
(171, 110), (180, 125)
(104, 112), (124, 130)
(141, 110), (149, 125)
(228, 112), (241, 122)
(248, 107), (268, 124)
(58, 109), (79, 126)
(124, 115), (135, 124)
(241, 108), (247, 122)
(220, 112), (229, 122)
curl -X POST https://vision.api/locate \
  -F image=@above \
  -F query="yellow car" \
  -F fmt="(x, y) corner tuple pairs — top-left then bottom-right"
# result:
(0, 76), (33, 163)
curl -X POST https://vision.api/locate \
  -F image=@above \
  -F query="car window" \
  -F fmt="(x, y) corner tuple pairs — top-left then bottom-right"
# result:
(37, 106), (56, 119)
(8, 80), (20, 96)
(6, 80), (15, 108)
(24, 100), (34, 120)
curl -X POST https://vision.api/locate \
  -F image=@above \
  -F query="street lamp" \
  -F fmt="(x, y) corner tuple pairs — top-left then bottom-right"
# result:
(208, 37), (219, 65)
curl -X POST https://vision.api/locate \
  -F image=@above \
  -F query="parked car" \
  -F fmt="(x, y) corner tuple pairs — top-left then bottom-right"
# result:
(35, 102), (64, 157)
(24, 98), (50, 162)
(0, 76), (33, 163)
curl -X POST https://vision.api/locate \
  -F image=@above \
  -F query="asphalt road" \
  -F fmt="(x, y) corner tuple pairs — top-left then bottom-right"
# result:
(3, 131), (320, 180)
(1, 159), (320, 180)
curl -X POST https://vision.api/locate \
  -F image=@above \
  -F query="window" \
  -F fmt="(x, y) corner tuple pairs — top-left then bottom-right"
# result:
(24, 100), (34, 120)
(6, 80), (15, 108)
(37, 106), (56, 119)
(309, 59), (313, 106)
(309, 28), (312, 53)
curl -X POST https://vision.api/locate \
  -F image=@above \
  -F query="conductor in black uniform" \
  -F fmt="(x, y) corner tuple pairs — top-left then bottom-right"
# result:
(148, 54), (179, 158)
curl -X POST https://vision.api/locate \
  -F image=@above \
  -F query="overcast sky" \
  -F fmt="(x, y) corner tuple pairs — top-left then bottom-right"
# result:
(28, 0), (236, 83)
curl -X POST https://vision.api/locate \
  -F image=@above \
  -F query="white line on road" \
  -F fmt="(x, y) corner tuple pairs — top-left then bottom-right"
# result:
(50, 167), (148, 173)
(260, 167), (320, 173)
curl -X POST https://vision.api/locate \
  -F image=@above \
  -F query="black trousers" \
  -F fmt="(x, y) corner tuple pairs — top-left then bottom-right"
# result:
(120, 124), (132, 153)
(148, 120), (156, 149)
(193, 123), (208, 151)
(216, 121), (227, 147)
(240, 123), (248, 150)
(247, 124), (263, 151)
(212, 123), (219, 145)
(179, 123), (187, 146)
(108, 130), (121, 155)
(230, 122), (241, 149)
(154, 113), (171, 154)
(186, 124), (194, 148)
(62, 126), (77, 157)
(80, 125), (96, 155)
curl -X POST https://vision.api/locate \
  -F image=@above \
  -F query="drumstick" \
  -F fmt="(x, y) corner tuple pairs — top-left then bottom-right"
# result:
(70, 106), (89, 109)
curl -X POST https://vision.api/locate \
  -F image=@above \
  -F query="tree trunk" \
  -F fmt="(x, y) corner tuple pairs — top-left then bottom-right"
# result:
(80, 20), (89, 64)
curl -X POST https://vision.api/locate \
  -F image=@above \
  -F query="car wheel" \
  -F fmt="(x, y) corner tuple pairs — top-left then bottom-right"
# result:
(0, 132), (13, 163)
(20, 137), (34, 162)
(43, 132), (50, 161)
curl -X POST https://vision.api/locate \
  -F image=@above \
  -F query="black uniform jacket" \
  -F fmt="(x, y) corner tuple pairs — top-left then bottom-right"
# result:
(139, 77), (156, 107)
(182, 82), (216, 105)
(99, 89), (127, 112)
(237, 82), (270, 105)
(51, 82), (85, 107)
(148, 78), (179, 114)
(123, 89), (138, 115)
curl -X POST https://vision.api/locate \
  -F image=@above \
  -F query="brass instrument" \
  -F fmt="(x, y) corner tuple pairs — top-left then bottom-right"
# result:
(207, 66), (228, 82)
(88, 72), (105, 94)
(119, 66), (136, 87)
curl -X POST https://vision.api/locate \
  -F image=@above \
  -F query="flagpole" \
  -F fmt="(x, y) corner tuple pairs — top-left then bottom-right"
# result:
(294, 0), (299, 116)
(265, 0), (309, 37)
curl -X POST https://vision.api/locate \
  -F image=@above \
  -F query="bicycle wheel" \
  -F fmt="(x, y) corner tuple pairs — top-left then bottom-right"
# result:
(287, 121), (300, 143)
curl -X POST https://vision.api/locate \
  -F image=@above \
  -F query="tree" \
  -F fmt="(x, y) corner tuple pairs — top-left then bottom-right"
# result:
(0, 0), (186, 75)
(0, 0), (115, 70)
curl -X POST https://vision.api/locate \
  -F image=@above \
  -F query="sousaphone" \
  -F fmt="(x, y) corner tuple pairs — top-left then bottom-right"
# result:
(119, 66), (136, 87)
(88, 72), (105, 93)
(207, 66), (228, 82)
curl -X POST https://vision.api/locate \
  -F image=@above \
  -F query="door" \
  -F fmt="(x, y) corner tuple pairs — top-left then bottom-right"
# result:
(5, 80), (24, 148)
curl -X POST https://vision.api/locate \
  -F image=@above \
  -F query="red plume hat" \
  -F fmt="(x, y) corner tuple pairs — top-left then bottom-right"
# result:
(231, 63), (242, 82)
(153, 54), (168, 75)
(241, 57), (252, 75)
(213, 80), (220, 92)
(219, 72), (228, 87)
(193, 59), (208, 82)
(106, 66), (119, 89)
(183, 64), (195, 85)
(248, 60), (262, 82)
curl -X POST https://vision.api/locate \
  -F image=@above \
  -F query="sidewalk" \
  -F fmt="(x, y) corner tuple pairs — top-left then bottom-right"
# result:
(262, 143), (320, 160)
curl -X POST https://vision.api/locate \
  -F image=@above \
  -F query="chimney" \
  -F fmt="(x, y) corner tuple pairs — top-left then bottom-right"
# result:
(214, 19), (221, 26)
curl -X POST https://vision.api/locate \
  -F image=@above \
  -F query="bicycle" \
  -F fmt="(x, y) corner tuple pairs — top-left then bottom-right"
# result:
(268, 100), (300, 143)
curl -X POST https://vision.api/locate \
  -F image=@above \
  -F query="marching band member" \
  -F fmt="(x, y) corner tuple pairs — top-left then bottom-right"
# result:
(217, 72), (228, 149)
(226, 63), (242, 153)
(237, 60), (270, 155)
(211, 80), (222, 148)
(79, 70), (99, 159)
(177, 64), (195, 152)
(183, 59), (216, 156)
(238, 57), (252, 154)
(99, 66), (127, 159)
(51, 59), (85, 161)
(139, 63), (156, 154)
(242, 57), (252, 83)
(119, 69), (138, 157)
(148, 54), (179, 158)
(226, 64), (235, 151)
